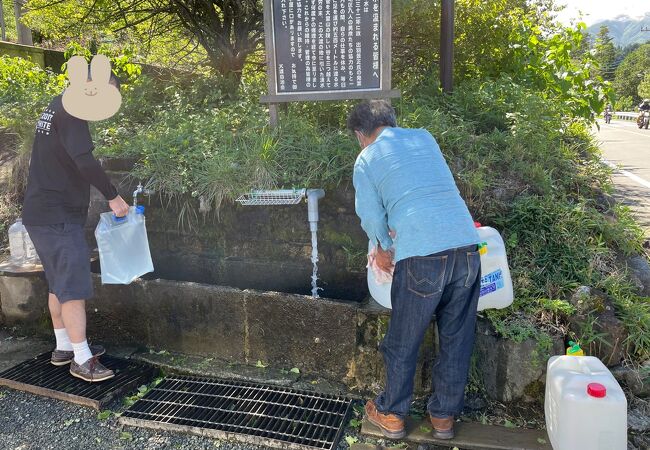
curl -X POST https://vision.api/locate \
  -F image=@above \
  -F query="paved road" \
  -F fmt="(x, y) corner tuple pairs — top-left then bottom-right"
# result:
(596, 119), (650, 237)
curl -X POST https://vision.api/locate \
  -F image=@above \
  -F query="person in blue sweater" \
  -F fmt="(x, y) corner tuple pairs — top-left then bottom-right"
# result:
(349, 100), (481, 440)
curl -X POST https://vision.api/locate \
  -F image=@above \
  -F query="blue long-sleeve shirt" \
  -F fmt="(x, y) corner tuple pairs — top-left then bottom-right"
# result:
(353, 127), (479, 262)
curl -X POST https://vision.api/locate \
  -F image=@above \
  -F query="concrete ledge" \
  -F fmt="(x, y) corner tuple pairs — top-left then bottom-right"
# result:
(361, 417), (552, 450)
(0, 271), (386, 388)
(0, 41), (45, 67)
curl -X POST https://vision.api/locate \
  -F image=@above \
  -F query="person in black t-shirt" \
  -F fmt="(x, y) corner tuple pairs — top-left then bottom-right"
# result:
(23, 72), (129, 382)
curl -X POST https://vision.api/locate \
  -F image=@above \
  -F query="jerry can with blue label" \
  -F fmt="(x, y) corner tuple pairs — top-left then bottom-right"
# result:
(367, 224), (514, 311)
(475, 224), (514, 311)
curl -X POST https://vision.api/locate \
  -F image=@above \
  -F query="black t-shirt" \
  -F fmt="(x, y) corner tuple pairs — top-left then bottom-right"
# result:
(22, 95), (118, 225)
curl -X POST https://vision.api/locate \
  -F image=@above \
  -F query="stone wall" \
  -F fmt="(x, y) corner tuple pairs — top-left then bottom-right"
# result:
(88, 159), (370, 301)
(0, 41), (45, 67)
(0, 268), (562, 403)
(0, 271), (399, 390)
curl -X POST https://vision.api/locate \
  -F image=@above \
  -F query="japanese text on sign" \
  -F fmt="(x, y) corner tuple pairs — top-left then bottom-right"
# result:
(272, 0), (381, 94)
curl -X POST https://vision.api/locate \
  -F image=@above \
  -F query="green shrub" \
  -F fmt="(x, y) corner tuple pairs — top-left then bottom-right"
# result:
(0, 56), (65, 194)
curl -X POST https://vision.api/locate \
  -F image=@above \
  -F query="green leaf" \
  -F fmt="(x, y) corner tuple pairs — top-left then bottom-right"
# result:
(137, 384), (148, 393)
(348, 418), (362, 428)
(290, 367), (300, 374)
(97, 410), (112, 420)
(344, 435), (358, 445)
(255, 360), (268, 368)
(419, 425), (432, 433)
(120, 431), (133, 441)
(537, 438), (547, 444)
(504, 419), (516, 428)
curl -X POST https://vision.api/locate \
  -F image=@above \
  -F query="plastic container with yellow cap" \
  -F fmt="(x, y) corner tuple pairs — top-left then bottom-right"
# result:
(566, 341), (585, 356)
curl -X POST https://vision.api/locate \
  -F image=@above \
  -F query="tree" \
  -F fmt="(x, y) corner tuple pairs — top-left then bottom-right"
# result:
(639, 73), (650, 100)
(0, 0), (5, 40)
(613, 43), (650, 105)
(593, 26), (617, 81)
(392, 0), (562, 82)
(25, 0), (264, 82)
(13, 0), (32, 44)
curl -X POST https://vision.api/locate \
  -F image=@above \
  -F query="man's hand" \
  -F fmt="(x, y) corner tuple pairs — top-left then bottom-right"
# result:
(109, 195), (130, 217)
(375, 245), (395, 273)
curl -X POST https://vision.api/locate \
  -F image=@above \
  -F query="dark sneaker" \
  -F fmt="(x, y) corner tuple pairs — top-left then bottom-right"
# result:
(430, 415), (455, 440)
(51, 345), (106, 366)
(365, 400), (406, 440)
(69, 357), (114, 382)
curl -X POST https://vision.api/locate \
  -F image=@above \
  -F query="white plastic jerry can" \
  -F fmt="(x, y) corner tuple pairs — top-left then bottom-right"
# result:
(366, 225), (513, 311)
(367, 240), (393, 309)
(545, 355), (627, 450)
(475, 225), (514, 311)
(95, 205), (154, 284)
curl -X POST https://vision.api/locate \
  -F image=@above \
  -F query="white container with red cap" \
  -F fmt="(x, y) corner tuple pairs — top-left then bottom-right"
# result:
(545, 355), (627, 450)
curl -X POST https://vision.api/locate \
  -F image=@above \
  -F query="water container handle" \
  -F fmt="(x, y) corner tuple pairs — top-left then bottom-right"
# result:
(112, 214), (128, 223)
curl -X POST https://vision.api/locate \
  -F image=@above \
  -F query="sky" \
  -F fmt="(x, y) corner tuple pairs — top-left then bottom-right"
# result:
(556, 0), (650, 25)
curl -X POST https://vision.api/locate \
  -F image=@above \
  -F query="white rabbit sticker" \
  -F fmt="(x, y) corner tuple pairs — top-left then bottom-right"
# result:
(62, 55), (122, 121)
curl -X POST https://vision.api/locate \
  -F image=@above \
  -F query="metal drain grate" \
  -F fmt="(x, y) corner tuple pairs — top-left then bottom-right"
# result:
(120, 376), (353, 450)
(0, 352), (156, 409)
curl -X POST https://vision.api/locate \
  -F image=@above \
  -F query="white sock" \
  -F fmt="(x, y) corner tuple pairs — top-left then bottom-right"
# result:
(72, 340), (93, 365)
(54, 328), (73, 351)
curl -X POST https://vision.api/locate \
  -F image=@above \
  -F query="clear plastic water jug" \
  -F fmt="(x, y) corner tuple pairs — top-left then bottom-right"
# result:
(366, 225), (514, 310)
(545, 355), (627, 450)
(95, 206), (154, 284)
(8, 218), (25, 262)
(23, 227), (39, 264)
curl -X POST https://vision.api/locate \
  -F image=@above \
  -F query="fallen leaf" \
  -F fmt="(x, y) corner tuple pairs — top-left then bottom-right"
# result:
(255, 360), (268, 368)
(97, 410), (111, 420)
(290, 368), (300, 374)
(344, 435), (358, 445)
(504, 419), (516, 428)
(537, 438), (547, 444)
(120, 431), (133, 441)
(419, 425), (432, 433)
(348, 418), (362, 428)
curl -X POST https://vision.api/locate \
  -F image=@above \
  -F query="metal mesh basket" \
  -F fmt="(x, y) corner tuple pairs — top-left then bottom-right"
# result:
(236, 189), (306, 206)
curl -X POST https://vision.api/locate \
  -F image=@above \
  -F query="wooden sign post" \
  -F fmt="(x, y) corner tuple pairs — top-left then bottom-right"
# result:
(261, 0), (399, 126)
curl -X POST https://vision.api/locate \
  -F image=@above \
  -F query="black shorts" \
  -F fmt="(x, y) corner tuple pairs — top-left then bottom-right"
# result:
(24, 223), (93, 303)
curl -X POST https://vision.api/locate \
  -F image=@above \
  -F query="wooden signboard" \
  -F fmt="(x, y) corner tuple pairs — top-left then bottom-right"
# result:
(261, 0), (399, 123)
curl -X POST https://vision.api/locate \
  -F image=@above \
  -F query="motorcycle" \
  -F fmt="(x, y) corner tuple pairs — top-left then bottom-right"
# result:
(604, 109), (612, 124)
(638, 111), (650, 130)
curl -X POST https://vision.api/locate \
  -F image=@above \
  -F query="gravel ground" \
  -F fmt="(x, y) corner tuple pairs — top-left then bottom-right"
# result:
(0, 387), (275, 450)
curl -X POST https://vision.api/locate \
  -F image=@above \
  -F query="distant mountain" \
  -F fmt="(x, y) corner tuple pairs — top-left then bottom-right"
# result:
(588, 13), (650, 48)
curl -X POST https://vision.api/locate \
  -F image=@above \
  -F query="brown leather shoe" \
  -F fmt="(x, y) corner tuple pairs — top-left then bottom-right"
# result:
(51, 345), (106, 366)
(365, 400), (406, 440)
(70, 356), (115, 382)
(430, 415), (455, 440)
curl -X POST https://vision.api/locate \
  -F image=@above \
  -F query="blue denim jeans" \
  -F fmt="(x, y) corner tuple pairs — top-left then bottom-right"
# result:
(374, 244), (481, 419)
